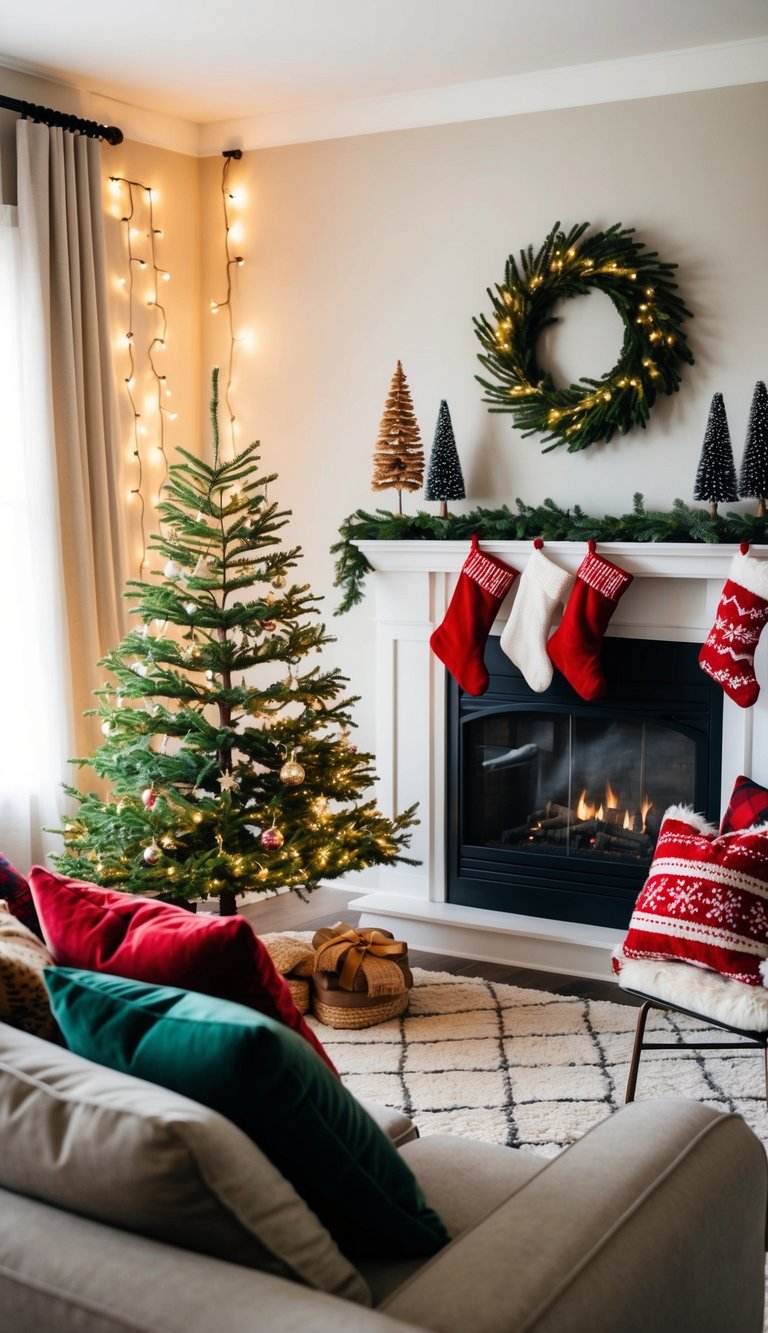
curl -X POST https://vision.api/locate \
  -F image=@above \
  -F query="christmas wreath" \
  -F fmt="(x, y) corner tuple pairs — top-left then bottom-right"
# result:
(474, 221), (694, 453)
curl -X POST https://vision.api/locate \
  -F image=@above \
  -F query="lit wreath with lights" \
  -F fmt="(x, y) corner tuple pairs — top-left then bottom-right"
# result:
(474, 220), (694, 453)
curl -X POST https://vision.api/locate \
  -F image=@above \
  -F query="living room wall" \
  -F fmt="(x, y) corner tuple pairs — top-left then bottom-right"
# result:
(199, 80), (768, 760)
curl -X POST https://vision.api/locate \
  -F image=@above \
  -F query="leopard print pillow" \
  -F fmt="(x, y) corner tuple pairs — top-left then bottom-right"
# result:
(0, 899), (58, 1040)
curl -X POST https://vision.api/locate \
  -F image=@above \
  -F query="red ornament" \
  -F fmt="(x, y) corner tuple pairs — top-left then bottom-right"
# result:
(142, 787), (157, 808)
(261, 826), (284, 851)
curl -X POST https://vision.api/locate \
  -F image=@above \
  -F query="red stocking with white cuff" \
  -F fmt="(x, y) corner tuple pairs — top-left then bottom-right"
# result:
(546, 541), (633, 702)
(430, 534), (519, 696)
(699, 545), (768, 708)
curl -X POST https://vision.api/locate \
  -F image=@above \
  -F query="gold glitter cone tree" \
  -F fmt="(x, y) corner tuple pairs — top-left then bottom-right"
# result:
(371, 360), (424, 514)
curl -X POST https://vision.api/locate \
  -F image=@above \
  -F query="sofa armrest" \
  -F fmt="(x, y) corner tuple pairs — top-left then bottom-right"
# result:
(0, 1188), (422, 1333)
(382, 1100), (767, 1333)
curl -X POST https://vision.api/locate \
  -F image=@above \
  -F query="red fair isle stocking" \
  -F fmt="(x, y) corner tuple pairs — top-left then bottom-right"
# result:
(699, 546), (768, 707)
(430, 534), (519, 696)
(546, 541), (633, 701)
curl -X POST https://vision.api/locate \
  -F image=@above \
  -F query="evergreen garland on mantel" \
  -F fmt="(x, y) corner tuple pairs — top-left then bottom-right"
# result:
(332, 494), (768, 615)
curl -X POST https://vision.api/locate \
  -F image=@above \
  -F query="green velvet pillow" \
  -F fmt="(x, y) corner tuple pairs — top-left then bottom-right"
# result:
(45, 967), (449, 1260)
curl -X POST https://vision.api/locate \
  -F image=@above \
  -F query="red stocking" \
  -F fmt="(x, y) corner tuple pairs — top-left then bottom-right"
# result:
(699, 545), (768, 707)
(546, 541), (633, 701)
(430, 534), (518, 696)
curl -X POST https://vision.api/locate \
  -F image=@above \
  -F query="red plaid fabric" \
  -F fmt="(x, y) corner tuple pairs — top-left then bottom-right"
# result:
(721, 774), (768, 834)
(617, 807), (768, 986)
(0, 855), (42, 939)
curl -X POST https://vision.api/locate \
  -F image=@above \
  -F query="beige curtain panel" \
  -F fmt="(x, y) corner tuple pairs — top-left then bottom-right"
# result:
(16, 120), (124, 767)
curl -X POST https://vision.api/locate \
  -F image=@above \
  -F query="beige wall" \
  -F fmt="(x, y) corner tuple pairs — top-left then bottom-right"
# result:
(200, 81), (768, 754)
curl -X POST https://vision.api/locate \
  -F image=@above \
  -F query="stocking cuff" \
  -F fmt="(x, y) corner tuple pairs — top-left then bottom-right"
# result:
(527, 547), (575, 604)
(729, 550), (768, 602)
(463, 538), (518, 600)
(578, 549), (633, 603)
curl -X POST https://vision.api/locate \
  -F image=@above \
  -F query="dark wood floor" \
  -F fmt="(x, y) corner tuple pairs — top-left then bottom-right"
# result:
(240, 886), (641, 1007)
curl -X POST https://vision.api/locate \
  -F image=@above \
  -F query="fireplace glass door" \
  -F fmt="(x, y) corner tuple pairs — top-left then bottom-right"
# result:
(463, 711), (693, 866)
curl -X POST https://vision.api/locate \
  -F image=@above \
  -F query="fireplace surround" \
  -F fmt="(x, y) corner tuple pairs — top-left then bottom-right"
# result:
(345, 541), (768, 978)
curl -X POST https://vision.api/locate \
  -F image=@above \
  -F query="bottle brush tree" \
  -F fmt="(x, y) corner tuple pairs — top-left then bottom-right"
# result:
(739, 380), (768, 518)
(371, 360), (424, 514)
(693, 392), (738, 517)
(425, 399), (465, 518)
(54, 370), (417, 914)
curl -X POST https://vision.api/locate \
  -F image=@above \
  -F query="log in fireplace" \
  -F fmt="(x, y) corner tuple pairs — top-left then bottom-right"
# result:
(447, 635), (723, 929)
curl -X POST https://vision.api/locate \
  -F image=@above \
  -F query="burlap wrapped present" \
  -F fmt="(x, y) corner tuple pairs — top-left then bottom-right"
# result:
(261, 931), (315, 1014)
(310, 923), (412, 1029)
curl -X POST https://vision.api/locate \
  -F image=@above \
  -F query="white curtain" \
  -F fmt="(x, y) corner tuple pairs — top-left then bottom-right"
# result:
(0, 123), (124, 872)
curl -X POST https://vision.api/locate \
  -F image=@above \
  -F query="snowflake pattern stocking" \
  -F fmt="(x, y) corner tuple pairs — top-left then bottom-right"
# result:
(699, 546), (768, 708)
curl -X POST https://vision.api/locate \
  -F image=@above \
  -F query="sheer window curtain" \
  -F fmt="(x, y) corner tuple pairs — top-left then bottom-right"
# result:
(0, 122), (124, 871)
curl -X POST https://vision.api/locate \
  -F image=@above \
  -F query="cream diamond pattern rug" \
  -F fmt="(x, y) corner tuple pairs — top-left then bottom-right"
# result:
(307, 967), (768, 1158)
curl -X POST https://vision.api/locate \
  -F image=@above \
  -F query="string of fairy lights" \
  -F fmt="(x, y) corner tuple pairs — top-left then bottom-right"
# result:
(210, 148), (246, 458)
(109, 174), (177, 577)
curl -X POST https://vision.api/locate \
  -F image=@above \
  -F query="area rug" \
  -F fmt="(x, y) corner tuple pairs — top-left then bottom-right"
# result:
(307, 967), (768, 1159)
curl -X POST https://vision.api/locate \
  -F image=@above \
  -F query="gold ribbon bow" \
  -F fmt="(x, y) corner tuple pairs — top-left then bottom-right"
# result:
(313, 925), (408, 998)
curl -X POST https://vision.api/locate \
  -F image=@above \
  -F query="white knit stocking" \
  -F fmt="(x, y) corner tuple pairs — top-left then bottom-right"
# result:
(500, 543), (574, 692)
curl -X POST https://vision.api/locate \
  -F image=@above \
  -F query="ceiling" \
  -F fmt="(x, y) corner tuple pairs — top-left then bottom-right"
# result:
(1, 0), (767, 126)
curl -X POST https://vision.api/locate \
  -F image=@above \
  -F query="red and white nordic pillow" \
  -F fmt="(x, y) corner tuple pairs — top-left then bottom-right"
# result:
(615, 805), (768, 987)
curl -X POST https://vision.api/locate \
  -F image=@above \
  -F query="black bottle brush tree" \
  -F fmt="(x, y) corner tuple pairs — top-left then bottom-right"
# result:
(55, 371), (417, 915)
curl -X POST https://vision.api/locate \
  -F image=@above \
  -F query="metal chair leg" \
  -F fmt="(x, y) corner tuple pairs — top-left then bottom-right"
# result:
(625, 1001), (654, 1104)
(763, 1043), (768, 1104)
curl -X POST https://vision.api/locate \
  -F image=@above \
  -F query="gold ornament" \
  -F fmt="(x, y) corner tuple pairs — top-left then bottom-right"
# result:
(279, 751), (305, 786)
(271, 574), (286, 589)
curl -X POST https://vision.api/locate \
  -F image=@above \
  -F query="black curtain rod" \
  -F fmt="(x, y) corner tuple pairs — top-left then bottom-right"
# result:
(0, 93), (123, 145)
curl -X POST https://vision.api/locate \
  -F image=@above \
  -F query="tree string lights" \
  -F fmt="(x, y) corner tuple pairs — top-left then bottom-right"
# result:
(210, 148), (245, 458)
(109, 175), (177, 576)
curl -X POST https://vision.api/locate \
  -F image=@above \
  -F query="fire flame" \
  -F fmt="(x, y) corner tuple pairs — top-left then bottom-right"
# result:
(575, 786), (652, 832)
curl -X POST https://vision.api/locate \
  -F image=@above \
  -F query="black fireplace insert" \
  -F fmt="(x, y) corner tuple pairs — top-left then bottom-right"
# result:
(447, 636), (722, 929)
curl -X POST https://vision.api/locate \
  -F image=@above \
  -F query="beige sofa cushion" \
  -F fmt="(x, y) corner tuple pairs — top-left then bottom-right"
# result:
(0, 899), (57, 1039)
(0, 1022), (370, 1305)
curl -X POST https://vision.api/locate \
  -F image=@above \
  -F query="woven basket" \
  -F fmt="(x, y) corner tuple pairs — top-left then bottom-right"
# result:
(311, 979), (409, 1029)
(286, 976), (310, 1014)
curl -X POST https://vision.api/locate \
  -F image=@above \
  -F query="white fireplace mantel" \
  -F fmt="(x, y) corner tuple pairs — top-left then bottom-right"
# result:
(347, 541), (768, 980)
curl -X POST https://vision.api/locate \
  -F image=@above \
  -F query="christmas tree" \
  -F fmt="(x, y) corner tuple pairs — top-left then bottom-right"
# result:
(739, 381), (768, 517)
(371, 360), (424, 514)
(693, 392), (738, 517)
(54, 371), (417, 914)
(425, 400), (465, 518)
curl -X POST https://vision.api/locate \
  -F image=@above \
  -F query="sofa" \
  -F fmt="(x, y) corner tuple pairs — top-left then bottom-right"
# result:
(1, 1017), (766, 1333)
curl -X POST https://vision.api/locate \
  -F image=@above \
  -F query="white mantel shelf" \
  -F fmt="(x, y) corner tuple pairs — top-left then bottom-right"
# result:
(356, 539), (749, 579)
(348, 539), (768, 982)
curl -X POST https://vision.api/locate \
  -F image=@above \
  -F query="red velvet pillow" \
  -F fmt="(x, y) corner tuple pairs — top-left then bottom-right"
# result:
(617, 806), (768, 987)
(29, 868), (335, 1073)
(0, 855), (42, 939)
(720, 774), (768, 834)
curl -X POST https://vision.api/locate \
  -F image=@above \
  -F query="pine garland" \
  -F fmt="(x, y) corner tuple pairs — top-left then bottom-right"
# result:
(332, 494), (768, 614)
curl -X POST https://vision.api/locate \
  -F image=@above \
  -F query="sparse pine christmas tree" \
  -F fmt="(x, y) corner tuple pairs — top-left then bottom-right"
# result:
(693, 392), (738, 517)
(371, 360), (423, 514)
(55, 370), (417, 914)
(425, 400), (465, 518)
(739, 381), (768, 517)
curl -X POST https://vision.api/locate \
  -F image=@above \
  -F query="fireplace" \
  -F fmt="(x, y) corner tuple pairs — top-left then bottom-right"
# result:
(447, 636), (723, 929)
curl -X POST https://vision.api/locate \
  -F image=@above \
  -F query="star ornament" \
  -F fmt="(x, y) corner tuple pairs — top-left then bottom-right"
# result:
(217, 772), (238, 792)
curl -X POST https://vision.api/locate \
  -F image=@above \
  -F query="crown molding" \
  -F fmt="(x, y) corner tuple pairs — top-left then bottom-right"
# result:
(0, 60), (199, 156)
(199, 36), (768, 157)
(3, 36), (767, 159)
